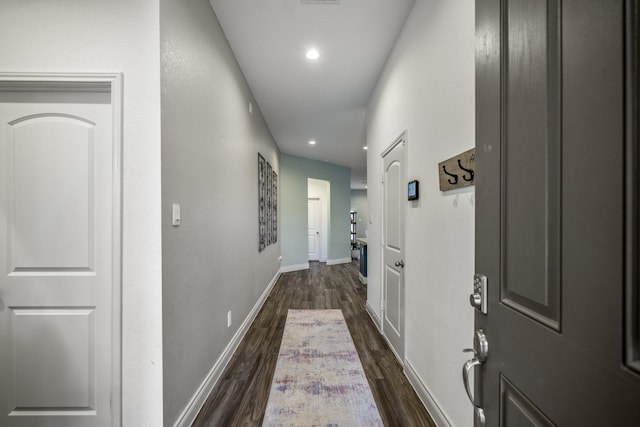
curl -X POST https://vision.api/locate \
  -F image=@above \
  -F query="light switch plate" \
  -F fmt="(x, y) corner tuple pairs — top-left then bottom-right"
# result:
(172, 203), (181, 226)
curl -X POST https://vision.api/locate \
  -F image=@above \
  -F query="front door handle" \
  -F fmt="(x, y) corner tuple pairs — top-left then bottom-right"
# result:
(462, 352), (482, 405)
(461, 330), (488, 426)
(394, 260), (404, 268)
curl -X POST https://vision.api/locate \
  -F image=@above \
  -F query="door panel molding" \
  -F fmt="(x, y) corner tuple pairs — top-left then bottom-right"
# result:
(9, 113), (96, 273)
(384, 160), (402, 251)
(626, 0), (640, 375)
(499, 375), (554, 427)
(499, 0), (562, 331)
(384, 266), (402, 336)
(10, 307), (97, 414)
(307, 198), (321, 261)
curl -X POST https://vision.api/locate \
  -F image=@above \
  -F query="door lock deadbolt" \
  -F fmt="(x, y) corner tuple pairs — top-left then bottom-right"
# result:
(471, 274), (488, 314)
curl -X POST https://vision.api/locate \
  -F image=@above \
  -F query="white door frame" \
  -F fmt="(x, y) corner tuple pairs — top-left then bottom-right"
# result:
(380, 130), (407, 361)
(0, 72), (123, 424)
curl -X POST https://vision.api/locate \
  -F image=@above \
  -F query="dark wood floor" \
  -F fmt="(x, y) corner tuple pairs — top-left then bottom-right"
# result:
(192, 261), (436, 427)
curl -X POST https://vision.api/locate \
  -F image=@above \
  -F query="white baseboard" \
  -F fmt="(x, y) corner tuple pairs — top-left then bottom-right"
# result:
(365, 302), (382, 331)
(364, 307), (451, 426)
(279, 263), (310, 273)
(404, 359), (453, 427)
(326, 257), (352, 266)
(358, 272), (367, 284)
(173, 269), (281, 427)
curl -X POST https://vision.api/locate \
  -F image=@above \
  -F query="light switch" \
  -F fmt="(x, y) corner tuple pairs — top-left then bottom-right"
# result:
(172, 203), (181, 226)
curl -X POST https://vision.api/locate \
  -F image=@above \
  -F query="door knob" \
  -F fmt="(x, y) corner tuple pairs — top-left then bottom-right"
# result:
(394, 260), (404, 268)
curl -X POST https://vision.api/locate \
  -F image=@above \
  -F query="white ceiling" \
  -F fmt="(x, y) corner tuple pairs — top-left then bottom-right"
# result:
(209, 0), (415, 189)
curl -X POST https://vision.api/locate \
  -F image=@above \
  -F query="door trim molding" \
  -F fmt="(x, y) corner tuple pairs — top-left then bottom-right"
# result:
(625, 0), (640, 374)
(366, 302), (383, 330)
(0, 72), (124, 425)
(381, 130), (407, 158)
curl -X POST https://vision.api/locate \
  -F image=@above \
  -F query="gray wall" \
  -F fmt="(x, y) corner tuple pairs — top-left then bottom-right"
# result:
(160, 1), (280, 424)
(350, 190), (368, 240)
(281, 154), (351, 267)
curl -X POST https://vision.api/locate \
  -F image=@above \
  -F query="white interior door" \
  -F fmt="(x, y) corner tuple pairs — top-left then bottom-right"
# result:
(308, 198), (321, 261)
(382, 134), (405, 361)
(0, 78), (119, 427)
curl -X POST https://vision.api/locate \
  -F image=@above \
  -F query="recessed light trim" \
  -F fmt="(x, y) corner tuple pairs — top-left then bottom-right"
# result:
(309, 140), (316, 145)
(306, 49), (320, 60)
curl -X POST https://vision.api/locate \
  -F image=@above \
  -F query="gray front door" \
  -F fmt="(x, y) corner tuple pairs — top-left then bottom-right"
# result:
(474, 0), (640, 425)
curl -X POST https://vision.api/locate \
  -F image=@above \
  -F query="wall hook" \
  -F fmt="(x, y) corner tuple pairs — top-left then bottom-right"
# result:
(442, 165), (458, 185)
(458, 159), (475, 182)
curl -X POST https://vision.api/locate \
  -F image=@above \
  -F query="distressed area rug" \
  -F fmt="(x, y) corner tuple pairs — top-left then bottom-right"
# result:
(262, 309), (383, 427)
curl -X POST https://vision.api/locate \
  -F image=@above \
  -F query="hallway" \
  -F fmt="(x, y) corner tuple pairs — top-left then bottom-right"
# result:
(0, 1), (477, 425)
(192, 262), (435, 426)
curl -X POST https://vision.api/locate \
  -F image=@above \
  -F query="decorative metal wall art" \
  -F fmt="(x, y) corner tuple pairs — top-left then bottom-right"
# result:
(438, 148), (476, 191)
(258, 153), (278, 251)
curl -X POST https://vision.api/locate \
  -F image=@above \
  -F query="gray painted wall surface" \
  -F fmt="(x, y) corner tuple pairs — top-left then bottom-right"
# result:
(161, 1), (280, 424)
(350, 190), (368, 240)
(281, 154), (351, 267)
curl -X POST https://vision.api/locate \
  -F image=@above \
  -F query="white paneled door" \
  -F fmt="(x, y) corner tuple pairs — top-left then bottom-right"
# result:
(382, 133), (406, 361)
(0, 76), (120, 427)
(308, 198), (321, 261)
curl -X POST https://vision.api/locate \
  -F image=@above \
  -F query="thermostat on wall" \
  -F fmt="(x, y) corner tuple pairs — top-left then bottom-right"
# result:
(408, 180), (419, 201)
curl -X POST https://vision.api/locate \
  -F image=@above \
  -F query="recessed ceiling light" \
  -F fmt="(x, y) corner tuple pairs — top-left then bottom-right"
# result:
(309, 140), (316, 145)
(306, 49), (320, 60)
(363, 146), (368, 150)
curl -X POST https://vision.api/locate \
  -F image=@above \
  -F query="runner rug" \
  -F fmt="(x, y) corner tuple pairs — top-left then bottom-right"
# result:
(262, 309), (383, 426)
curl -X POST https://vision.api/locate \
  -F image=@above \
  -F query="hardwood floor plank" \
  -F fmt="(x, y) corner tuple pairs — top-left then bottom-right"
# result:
(192, 261), (436, 427)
